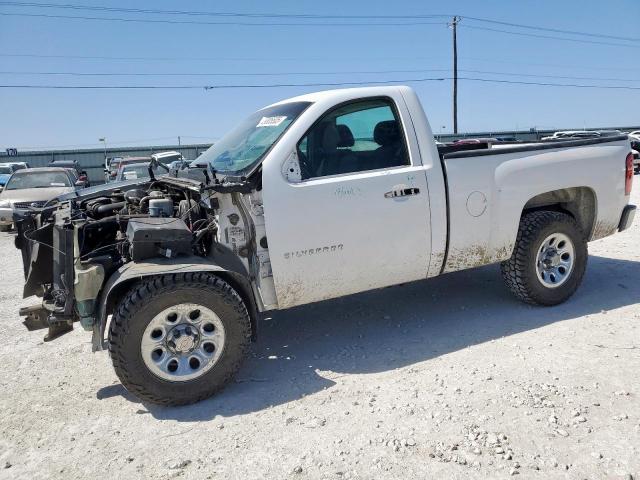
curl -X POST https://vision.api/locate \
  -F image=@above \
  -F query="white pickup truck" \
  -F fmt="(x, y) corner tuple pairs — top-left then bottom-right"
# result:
(15, 86), (636, 405)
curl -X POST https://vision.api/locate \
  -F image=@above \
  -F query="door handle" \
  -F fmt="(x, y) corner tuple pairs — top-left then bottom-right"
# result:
(384, 187), (420, 199)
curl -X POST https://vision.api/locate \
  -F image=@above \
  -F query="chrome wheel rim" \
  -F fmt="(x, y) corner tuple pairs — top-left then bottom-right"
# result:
(535, 233), (575, 288)
(141, 303), (225, 381)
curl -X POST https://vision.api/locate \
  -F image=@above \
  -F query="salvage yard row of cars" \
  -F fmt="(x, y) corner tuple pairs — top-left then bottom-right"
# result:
(0, 151), (186, 232)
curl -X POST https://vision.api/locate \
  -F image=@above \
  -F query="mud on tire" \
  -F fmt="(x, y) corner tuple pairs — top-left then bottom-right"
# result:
(108, 273), (251, 406)
(501, 211), (588, 306)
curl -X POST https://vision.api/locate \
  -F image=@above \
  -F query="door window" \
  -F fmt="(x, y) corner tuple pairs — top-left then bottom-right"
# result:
(297, 98), (409, 180)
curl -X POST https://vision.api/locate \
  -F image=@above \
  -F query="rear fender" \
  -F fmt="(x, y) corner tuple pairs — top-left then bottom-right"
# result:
(92, 256), (258, 351)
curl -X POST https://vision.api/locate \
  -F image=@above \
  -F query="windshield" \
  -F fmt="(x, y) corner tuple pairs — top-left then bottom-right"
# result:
(194, 101), (311, 174)
(5, 171), (71, 190)
(0, 166), (12, 174)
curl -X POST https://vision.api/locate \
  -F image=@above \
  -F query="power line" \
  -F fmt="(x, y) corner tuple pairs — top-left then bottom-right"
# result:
(2, 2), (637, 43)
(463, 16), (640, 43)
(460, 24), (640, 48)
(3, 1), (639, 41)
(0, 12), (447, 26)
(0, 52), (453, 62)
(461, 56), (640, 72)
(460, 69), (640, 83)
(0, 68), (452, 77)
(2, 12), (635, 47)
(1, 77), (640, 90)
(3, 52), (640, 73)
(2, 68), (640, 84)
(0, 78), (449, 89)
(0, 1), (451, 19)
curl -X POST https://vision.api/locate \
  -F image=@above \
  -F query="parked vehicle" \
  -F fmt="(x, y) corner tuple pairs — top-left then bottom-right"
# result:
(0, 167), (80, 231)
(630, 134), (640, 174)
(104, 157), (124, 182)
(48, 160), (90, 187)
(542, 130), (622, 141)
(14, 86), (636, 405)
(115, 162), (162, 182)
(105, 156), (150, 182)
(152, 151), (183, 164)
(5, 161), (30, 170)
(0, 163), (21, 189)
(453, 137), (498, 145)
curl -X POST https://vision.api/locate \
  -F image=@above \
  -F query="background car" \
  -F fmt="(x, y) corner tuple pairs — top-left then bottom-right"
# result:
(542, 130), (622, 141)
(0, 163), (21, 189)
(151, 151), (183, 165)
(630, 134), (640, 174)
(105, 156), (150, 182)
(0, 167), (81, 231)
(115, 162), (161, 182)
(104, 156), (124, 182)
(48, 160), (90, 187)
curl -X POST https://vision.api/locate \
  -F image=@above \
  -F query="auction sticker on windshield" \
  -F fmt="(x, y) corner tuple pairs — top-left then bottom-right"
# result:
(257, 116), (287, 127)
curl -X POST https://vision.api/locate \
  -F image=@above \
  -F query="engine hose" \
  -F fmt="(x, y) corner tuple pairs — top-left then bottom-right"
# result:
(93, 201), (126, 216)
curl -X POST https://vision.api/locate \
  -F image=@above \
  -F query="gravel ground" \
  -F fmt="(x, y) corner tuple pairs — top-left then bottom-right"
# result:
(0, 188), (639, 480)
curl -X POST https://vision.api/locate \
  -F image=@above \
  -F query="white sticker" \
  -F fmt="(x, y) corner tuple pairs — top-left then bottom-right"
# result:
(257, 116), (287, 127)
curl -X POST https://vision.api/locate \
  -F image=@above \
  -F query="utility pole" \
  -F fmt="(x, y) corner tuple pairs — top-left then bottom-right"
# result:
(178, 136), (181, 146)
(450, 16), (460, 134)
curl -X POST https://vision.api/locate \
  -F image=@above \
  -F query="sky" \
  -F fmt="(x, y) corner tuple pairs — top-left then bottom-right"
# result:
(0, 0), (639, 151)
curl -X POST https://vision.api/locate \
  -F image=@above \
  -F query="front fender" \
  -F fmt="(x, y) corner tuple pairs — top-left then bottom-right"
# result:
(92, 256), (257, 351)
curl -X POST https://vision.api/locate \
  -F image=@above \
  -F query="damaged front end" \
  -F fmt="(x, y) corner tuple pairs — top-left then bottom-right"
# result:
(16, 202), (77, 339)
(14, 174), (227, 345)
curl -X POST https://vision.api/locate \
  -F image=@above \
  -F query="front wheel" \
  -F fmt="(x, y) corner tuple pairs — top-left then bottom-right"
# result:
(108, 273), (251, 406)
(501, 211), (587, 306)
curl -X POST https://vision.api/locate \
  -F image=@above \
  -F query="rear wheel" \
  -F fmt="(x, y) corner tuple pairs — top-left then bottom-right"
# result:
(501, 211), (587, 306)
(108, 273), (251, 406)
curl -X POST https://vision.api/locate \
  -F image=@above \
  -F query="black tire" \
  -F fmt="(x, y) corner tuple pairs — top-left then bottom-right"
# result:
(108, 273), (251, 406)
(500, 211), (587, 306)
(0, 224), (11, 232)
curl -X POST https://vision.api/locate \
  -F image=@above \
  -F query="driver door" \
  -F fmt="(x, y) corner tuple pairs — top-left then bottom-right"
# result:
(263, 96), (431, 308)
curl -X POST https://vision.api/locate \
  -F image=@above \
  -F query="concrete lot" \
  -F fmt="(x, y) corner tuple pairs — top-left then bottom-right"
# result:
(0, 188), (638, 480)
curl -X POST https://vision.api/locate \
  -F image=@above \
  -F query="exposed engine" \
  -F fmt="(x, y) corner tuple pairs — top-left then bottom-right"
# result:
(76, 182), (214, 265)
(16, 178), (223, 337)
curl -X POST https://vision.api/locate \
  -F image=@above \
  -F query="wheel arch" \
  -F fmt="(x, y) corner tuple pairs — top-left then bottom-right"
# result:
(522, 186), (597, 240)
(92, 257), (259, 351)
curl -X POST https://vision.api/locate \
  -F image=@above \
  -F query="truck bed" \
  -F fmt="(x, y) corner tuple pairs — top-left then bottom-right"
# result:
(438, 134), (631, 273)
